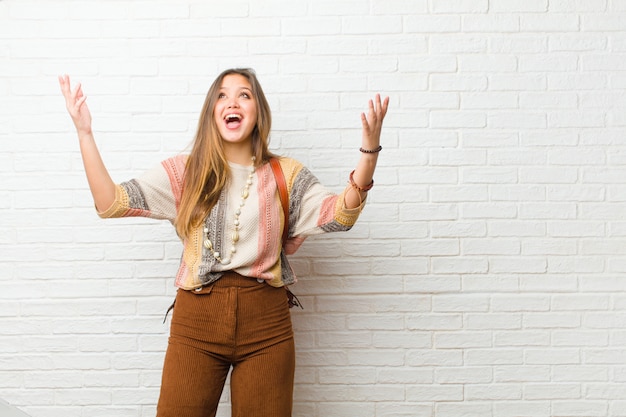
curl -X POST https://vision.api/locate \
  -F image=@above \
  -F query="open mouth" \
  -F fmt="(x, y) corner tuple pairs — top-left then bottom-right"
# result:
(224, 113), (242, 128)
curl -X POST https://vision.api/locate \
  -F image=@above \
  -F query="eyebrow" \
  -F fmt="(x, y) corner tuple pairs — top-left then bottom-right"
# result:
(219, 86), (253, 92)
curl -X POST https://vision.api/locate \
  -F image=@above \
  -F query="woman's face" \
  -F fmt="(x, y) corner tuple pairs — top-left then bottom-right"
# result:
(213, 74), (258, 149)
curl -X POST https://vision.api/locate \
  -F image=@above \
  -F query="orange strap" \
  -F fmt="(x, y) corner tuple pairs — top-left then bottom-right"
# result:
(269, 158), (289, 246)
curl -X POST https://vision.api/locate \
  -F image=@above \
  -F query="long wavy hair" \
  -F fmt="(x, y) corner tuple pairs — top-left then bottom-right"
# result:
(175, 68), (275, 239)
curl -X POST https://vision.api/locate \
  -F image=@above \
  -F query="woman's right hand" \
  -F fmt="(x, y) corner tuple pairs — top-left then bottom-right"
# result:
(58, 74), (116, 211)
(59, 74), (93, 136)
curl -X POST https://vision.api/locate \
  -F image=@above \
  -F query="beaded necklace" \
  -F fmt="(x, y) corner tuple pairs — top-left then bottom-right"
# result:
(203, 156), (256, 265)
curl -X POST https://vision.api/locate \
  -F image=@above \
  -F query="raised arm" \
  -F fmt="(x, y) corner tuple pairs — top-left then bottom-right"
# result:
(59, 75), (116, 212)
(344, 93), (389, 209)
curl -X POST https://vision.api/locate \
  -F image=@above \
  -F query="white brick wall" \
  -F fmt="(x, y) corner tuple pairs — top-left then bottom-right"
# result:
(2, 0), (626, 416)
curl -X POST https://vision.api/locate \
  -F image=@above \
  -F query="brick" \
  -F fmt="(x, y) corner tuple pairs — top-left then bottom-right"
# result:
(583, 14), (626, 31)
(466, 313), (522, 330)
(462, 238), (521, 255)
(432, 257), (489, 274)
(549, 73), (609, 90)
(431, 74), (488, 91)
(522, 239), (577, 255)
(553, 365), (609, 382)
(310, 0), (369, 15)
(463, 14), (520, 32)
(346, 314), (404, 330)
(547, 186), (606, 203)
(294, 384), (404, 402)
(282, 18), (341, 36)
(491, 0), (548, 12)
(526, 349), (581, 365)
(317, 403), (374, 416)
(407, 349), (465, 367)
(547, 256), (604, 273)
(430, 110), (487, 128)
(551, 295), (610, 311)
(519, 202), (577, 219)
(466, 383), (522, 400)
(463, 131), (519, 147)
(405, 15), (461, 32)
(552, 401), (608, 417)
(520, 275), (579, 292)
(462, 92), (518, 109)
(406, 314), (463, 331)
(432, 295), (490, 312)
(465, 349), (524, 365)
(342, 16), (403, 35)
(495, 366), (551, 382)
(435, 332), (492, 349)
(523, 313), (581, 328)
(521, 13), (581, 31)
(404, 275), (462, 293)
(520, 92), (578, 109)
(399, 55), (457, 72)
(462, 275), (520, 292)
(406, 384), (464, 401)
(436, 403), (494, 417)
(491, 295), (550, 312)
(430, 221), (487, 237)
(373, 331), (432, 349)
(489, 73), (547, 90)
(550, 0), (608, 12)
(430, 185), (489, 202)
(495, 331), (550, 347)
(377, 367), (433, 384)
(524, 383), (581, 400)
(553, 330), (609, 347)
(495, 401), (551, 417)
(402, 239), (459, 256)
(462, 202), (518, 218)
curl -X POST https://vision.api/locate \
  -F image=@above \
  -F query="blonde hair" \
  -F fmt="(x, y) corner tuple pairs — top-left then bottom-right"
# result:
(175, 68), (275, 239)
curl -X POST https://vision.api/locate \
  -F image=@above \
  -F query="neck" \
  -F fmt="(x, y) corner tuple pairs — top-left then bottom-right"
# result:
(223, 142), (254, 165)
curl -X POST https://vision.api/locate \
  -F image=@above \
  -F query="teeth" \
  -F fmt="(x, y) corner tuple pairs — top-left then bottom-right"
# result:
(225, 114), (242, 121)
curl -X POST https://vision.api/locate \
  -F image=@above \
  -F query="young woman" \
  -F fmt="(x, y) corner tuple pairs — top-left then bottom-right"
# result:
(59, 68), (389, 417)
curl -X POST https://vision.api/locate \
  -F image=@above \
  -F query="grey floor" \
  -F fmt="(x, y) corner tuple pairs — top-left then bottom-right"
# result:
(0, 399), (30, 417)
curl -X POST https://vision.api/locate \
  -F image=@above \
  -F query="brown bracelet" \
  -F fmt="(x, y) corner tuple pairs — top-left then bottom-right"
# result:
(359, 145), (382, 153)
(349, 170), (374, 192)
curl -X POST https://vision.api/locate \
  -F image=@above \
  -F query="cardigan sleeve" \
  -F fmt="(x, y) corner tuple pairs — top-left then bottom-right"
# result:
(97, 155), (186, 224)
(280, 159), (366, 255)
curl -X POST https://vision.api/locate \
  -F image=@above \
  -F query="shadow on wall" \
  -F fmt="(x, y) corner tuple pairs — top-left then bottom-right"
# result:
(0, 398), (31, 417)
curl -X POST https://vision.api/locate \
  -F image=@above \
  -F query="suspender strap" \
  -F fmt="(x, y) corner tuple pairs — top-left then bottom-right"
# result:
(269, 157), (289, 246)
(269, 157), (304, 309)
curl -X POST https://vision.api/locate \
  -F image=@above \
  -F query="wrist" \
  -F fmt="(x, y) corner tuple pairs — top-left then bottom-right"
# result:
(359, 145), (382, 153)
(77, 130), (94, 142)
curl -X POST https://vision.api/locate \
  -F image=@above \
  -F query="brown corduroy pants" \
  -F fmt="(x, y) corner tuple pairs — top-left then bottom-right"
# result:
(156, 272), (295, 417)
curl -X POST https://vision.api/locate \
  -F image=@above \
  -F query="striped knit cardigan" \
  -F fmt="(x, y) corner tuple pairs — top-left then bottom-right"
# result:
(97, 155), (366, 290)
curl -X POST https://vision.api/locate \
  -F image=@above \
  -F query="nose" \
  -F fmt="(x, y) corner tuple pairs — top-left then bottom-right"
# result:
(226, 96), (239, 108)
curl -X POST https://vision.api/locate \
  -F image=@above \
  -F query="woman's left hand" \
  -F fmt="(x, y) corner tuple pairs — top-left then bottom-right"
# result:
(361, 94), (389, 151)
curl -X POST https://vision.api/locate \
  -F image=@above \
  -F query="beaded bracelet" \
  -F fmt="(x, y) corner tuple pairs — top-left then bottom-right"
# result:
(349, 170), (374, 192)
(359, 145), (382, 153)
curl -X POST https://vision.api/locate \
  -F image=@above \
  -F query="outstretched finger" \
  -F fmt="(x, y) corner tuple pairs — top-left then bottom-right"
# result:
(58, 75), (72, 97)
(71, 82), (82, 100)
(382, 96), (389, 117)
(367, 98), (379, 124)
(75, 83), (85, 102)
(76, 95), (87, 109)
(375, 95), (389, 121)
(375, 94), (382, 111)
(360, 112), (370, 132)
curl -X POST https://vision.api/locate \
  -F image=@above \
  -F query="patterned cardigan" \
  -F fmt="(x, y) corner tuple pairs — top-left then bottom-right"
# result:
(97, 155), (365, 290)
